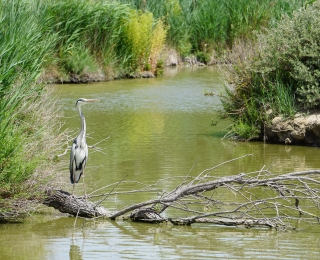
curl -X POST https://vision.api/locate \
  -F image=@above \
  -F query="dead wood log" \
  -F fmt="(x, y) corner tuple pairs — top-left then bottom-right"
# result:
(43, 190), (112, 218)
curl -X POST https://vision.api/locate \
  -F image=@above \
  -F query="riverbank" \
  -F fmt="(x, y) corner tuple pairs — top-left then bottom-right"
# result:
(40, 47), (207, 84)
(264, 112), (320, 146)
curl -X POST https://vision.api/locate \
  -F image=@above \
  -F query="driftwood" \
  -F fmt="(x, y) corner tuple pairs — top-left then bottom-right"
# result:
(43, 190), (112, 218)
(44, 155), (320, 230)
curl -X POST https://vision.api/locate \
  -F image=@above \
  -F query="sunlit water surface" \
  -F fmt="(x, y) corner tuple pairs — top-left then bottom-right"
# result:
(1, 67), (320, 259)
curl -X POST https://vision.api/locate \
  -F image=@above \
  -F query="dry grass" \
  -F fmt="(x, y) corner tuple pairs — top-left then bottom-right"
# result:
(0, 86), (68, 221)
(21, 87), (68, 191)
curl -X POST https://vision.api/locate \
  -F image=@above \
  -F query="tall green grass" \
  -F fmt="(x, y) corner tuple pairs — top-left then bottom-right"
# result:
(41, 0), (167, 78)
(117, 0), (308, 57)
(0, 0), (63, 214)
(43, 0), (130, 78)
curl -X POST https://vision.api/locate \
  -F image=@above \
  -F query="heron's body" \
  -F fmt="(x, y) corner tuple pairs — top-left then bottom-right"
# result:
(69, 116), (88, 184)
(69, 98), (99, 194)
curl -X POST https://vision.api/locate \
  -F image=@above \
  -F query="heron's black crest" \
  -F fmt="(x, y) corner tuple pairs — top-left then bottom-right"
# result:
(75, 98), (85, 106)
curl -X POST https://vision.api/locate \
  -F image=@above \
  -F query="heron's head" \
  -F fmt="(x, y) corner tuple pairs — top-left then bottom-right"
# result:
(75, 98), (99, 107)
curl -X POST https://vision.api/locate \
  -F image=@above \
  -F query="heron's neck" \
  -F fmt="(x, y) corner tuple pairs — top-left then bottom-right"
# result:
(77, 105), (86, 134)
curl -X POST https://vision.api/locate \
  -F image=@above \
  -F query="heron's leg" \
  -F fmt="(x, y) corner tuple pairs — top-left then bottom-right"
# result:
(83, 170), (87, 202)
(69, 183), (75, 203)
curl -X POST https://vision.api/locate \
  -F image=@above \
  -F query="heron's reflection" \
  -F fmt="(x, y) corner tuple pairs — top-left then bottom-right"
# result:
(69, 244), (83, 260)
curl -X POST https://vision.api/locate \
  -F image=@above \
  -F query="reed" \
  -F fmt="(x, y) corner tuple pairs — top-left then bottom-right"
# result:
(45, 0), (130, 76)
(0, 0), (61, 205)
(117, 0), (308, 56)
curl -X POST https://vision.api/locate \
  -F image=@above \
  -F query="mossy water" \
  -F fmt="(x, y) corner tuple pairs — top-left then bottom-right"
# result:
(1, 67), (320, 259)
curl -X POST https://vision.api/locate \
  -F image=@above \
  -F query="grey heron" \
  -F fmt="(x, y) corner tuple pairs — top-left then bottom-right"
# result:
(70, 98), (99, 197)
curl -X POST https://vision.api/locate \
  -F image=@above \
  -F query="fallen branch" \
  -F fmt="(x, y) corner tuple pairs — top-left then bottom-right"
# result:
(43, 190), (112, 218)
(44, 157), (320, 229)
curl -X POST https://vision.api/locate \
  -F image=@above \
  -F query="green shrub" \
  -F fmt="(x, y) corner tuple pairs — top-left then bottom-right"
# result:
(176, 37), (193, 57)
(155, 59), (165, 76)
(46, 0), (131, 76)
(0, 88), (63, 199)
(196, 51), (211, 64)
(120, 10), (153, 72)
(149, 18), (167, 72)
(119, 10), (167, 73)
(248, 1), (320, 109)
(221, 1), (320, 139)
(59, 44), (99, 75)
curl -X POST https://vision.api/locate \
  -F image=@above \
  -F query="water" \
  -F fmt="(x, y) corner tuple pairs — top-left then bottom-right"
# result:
(1, 66), (320, 259)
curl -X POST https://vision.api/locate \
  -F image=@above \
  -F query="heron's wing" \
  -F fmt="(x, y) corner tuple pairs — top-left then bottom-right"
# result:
(69, 141), (77, 184)
(70, 139), (88, 184)
(85, 142), (88, 160)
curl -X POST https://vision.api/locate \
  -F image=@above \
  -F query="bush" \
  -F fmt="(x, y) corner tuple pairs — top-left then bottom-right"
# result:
(221, 1), (320, 139)
(196, 51), (211, 64)
(119, 10), (167, 73)
(59, 44), (99, 75)
(0, 88), (64, 198)
(256, 1), (320, 108)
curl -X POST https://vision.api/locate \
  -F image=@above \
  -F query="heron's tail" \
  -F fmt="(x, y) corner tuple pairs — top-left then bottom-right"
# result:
(70, 171), (82, 184)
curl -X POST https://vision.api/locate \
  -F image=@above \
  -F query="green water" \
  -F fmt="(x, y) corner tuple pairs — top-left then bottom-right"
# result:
(1, 66), (320, 259)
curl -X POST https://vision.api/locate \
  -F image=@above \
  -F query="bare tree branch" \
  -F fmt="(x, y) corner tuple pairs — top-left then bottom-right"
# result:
(43, 159), (320, 230)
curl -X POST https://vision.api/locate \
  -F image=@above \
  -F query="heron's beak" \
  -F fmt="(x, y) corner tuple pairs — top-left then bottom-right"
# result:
(86, 99), (99, 103)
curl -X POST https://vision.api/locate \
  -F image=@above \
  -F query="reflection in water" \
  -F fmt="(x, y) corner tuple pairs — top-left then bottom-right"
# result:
(1, 67), (320, 259)
(1, 215), (320, 259)
(69, 244), (83, 260)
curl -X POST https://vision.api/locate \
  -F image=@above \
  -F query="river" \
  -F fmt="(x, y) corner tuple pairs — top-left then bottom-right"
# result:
(1, 66), (320, 259)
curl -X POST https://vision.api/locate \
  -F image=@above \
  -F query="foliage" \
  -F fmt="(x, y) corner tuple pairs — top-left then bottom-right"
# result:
(0, 0), (64, 212)
(59, 44), (99, 75)
(119, 10), (167, 73)
(196, 51), (211, 64)
(155, 59), (165, 76)
(221, 1), (320, 139)
(45, 0), (130, 77)
(42, 0), (167, 77)
(0, 89), (64, 198)
(149, 18), (167, 72)
(255, 1), (320, 108)
(117, 0), (308, 57)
